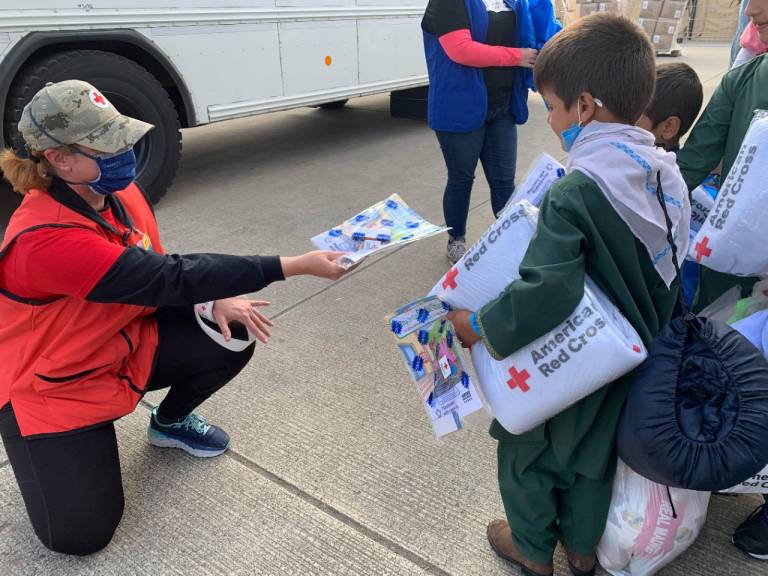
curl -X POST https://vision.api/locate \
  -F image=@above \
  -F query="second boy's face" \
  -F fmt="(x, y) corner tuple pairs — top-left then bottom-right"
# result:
(747, 0), (768, 43)
(541, 90), (580, 150)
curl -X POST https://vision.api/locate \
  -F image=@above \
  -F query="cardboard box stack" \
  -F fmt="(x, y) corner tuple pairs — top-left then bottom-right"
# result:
(564, 0), (623, 27)
(637, 0), (687, 53)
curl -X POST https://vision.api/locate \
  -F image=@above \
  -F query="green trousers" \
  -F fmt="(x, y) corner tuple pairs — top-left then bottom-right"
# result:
(496, 439), (616, 565)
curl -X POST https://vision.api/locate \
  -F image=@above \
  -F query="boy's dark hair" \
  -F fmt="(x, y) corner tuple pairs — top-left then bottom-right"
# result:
(645, 63), (703, 137)
(534, 13), (655, 124)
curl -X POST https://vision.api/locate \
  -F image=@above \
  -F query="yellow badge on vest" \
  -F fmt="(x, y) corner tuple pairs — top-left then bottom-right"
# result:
(137, 231), (153, 252)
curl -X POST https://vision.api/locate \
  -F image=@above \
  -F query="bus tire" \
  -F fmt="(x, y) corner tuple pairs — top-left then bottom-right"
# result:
(318, 99), (349, 110)
(4, 49), (181, 204)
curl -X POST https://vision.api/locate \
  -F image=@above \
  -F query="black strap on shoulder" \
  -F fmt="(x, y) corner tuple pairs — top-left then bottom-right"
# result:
(47, 179), (135, 245)
(654, 171), (691, 318)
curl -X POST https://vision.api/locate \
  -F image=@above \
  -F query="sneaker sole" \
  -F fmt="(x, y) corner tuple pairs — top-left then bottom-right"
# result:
(148, 432), (229, 458)
(731, 537), (768, 560)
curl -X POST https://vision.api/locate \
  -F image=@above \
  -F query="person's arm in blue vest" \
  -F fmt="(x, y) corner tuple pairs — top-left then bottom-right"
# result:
(423, 0), (537, 68)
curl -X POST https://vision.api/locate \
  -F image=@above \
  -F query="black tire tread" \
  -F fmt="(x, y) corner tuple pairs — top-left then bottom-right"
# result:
(4, 49), (181, 203)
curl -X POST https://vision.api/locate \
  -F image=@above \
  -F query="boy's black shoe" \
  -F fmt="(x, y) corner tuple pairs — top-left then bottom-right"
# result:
(733, 503), (768, 560)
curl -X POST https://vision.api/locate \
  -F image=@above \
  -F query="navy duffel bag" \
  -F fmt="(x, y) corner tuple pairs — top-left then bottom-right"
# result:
(618, 171), (768, 491)
(617, 313), (768, 491)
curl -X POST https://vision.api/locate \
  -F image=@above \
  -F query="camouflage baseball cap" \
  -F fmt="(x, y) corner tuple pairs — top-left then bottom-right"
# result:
(18, 79), (154, 154)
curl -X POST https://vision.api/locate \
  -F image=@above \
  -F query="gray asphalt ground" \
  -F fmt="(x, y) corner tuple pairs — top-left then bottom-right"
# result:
(1, 42), (765, 576)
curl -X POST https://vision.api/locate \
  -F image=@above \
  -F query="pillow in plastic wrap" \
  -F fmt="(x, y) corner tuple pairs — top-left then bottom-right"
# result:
(430, 200), (539, 312)
(472, 278), (646, 435)
(691, 110), (768, 276)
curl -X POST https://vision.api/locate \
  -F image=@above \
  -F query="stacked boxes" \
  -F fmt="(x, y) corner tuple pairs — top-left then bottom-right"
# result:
(564, 0), (687, 54)
(564, 0), (623, 26)
(637, 0), (688, 53)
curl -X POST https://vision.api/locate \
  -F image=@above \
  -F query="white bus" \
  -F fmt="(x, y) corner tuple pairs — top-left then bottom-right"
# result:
(0, 1), (429, 201)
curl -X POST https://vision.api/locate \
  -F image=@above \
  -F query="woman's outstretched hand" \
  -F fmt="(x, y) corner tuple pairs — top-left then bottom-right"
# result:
(281, 251), (350, 281)
(213, 297), (273, 343)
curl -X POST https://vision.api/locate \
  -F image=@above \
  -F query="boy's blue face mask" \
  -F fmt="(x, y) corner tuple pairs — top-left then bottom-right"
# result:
(560, 98), (603, 152)
(77, 148), (137, 195)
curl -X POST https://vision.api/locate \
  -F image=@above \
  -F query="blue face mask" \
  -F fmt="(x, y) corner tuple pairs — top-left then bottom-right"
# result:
(560, 122), (582, 152)
(78, 149), (137, 195)
(559, 98), (603, 152)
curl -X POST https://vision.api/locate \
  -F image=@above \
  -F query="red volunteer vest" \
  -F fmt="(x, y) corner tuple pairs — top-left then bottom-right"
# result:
(0, 183), (163, 437)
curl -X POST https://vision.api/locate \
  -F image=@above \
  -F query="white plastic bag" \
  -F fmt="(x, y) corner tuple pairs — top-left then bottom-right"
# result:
(686, 176), (718, 261)
(507, 152), (565, 209)
(691, 110), (768, 275)
(471, 278), (647, 434)
(597, 460), (711, 576)
(429, 200), (539, 312)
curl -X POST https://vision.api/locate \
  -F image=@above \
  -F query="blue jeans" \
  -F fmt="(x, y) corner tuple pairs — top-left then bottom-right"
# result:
(436, 105), (518, 239)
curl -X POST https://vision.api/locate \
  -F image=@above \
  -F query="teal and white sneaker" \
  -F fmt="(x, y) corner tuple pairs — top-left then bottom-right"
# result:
(148, 407), (230, 458)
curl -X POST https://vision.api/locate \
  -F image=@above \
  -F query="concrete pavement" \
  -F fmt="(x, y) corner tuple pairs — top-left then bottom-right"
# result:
(1, 43), (766, 576)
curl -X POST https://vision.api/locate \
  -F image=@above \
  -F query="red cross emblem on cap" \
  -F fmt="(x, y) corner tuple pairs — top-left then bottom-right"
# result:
(694, 237), (712, 262)
(89, 89), (109, 109)
(442, 267), (459, 290)
(507, 366), (530, 393)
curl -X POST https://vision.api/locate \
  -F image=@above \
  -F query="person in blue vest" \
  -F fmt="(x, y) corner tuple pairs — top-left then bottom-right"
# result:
(422, 0), (561, 263)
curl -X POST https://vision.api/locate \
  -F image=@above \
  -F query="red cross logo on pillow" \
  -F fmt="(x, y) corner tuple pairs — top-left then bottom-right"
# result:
(88, 90), (110, 109)
(442, 267), (459, 290)
(694, 237), (712, 263)
(507, 366), (530, 393)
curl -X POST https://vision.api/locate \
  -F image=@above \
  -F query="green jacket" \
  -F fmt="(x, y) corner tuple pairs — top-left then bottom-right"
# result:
(478, 171), (678, 479)
(677, 54), (768, 310)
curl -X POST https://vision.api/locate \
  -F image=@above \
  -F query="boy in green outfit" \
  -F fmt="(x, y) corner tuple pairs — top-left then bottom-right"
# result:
(676, 0), (768, 560)
(637, 62), (703, 152)
(449, 14), (690, 576)
(638, 63), (705, 305)
(677, 33), (768, 312)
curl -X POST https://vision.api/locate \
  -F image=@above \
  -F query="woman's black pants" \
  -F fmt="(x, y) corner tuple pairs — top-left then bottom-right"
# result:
(0, 306), (254, 555)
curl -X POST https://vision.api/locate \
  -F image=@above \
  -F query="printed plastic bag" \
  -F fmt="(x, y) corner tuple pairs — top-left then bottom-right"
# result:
(429, 200), (539, 312)
(471, 278), (647, 435)
(691, 110), (768, 275)
(685, 174), (718, 265)
(687, 175), (718, 241)
(597, 460), (711, 576)
(507, 152), (565, 209)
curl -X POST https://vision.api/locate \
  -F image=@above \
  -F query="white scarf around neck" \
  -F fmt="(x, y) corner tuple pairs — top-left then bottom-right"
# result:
(567, 122), (691, 287)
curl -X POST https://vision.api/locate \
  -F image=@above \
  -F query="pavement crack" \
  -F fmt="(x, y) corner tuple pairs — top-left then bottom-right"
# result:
(135, 400), (452, 574)
(224, 448), (454, 576)
(0, 460), (9, 470)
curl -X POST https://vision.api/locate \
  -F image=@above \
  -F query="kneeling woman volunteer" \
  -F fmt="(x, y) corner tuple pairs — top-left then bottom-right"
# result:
(0, 80), (348, 556)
